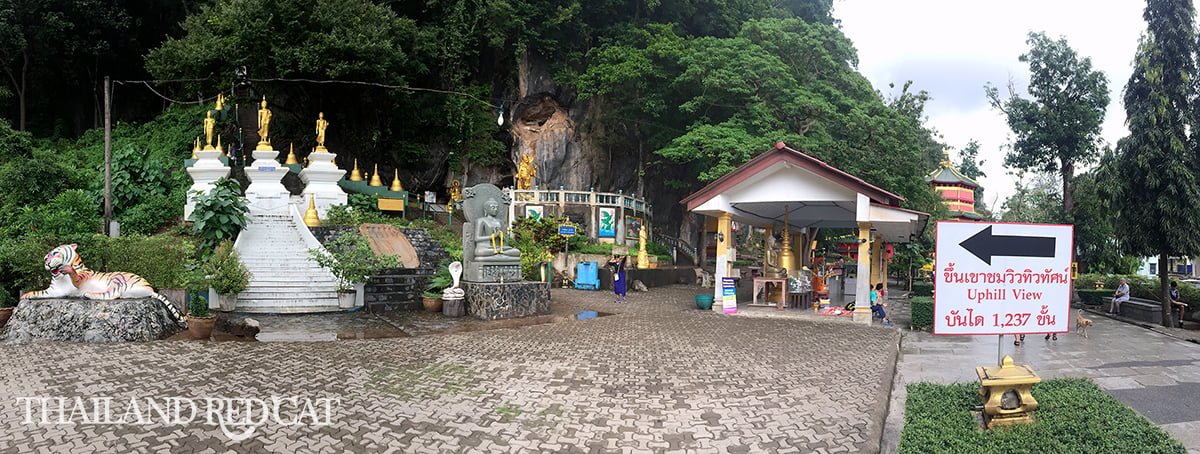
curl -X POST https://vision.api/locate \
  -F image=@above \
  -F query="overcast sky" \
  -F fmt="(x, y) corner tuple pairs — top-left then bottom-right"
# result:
(834, 0), (1146, 210)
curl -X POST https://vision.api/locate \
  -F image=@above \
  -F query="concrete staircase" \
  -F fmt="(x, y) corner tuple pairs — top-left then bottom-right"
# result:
(235, 210), (341, 313)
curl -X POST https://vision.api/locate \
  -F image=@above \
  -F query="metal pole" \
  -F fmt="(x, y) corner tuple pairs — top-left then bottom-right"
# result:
(103, 76), (113, 236)
(997, 335), (1003, 366)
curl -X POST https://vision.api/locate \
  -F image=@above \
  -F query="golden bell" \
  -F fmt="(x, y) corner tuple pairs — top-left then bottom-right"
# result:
(303, 195), (321, 227)
(390, 169), (403, 192)
(369, 164), (384, 186)
(285, 144), (299, 165)
(216, 135), (225, 156)
(350, 159), (363, 181)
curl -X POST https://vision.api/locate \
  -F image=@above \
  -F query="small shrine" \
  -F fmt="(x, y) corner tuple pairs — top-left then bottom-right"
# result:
(926, 151), (981, 221)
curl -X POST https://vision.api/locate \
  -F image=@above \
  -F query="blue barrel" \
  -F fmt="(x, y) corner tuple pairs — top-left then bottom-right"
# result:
(575, 261), (600, 290)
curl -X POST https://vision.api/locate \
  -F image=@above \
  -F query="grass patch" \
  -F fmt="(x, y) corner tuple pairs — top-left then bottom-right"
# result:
(900, 378), (1184, 453)
(366, 362), (476, 402)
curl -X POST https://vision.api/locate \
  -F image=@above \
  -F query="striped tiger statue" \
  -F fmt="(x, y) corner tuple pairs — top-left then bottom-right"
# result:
(20, 244), (186, 327)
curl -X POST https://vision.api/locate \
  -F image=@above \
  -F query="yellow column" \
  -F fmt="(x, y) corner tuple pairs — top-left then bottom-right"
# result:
(714, 212), (734, 312)
(853, 222), (873, 324)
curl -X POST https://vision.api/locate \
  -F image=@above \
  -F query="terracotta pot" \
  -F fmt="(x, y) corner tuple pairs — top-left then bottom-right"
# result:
(187, 316), (216, 340)
(422, 296), (443, 312)
(0, 307), (13, 331)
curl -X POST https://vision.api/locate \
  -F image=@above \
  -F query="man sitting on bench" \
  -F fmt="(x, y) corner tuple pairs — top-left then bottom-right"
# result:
(1170, 281), (1187, 328)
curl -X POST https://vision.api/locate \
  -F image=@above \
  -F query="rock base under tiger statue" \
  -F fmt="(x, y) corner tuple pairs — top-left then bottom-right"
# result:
(0, 298), (184, 344)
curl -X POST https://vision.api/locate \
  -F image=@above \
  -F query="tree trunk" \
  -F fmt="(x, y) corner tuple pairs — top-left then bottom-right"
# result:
(1061, 160), (1074, 217)
(1160, 252), (1172, 327)
(17, 51), (28, 131)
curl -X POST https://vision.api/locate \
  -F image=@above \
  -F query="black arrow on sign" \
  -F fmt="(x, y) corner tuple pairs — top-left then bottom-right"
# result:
(959, 225), (1056, 265)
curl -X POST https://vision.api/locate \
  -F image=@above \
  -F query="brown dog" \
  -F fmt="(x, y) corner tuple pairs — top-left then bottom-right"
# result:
(1076, 310), (1094, 338)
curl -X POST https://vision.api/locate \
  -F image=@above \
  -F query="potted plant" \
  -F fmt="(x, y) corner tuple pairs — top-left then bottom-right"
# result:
(422, 266), (453, 312)
(309, 231), (399, 309)
(203, 241), (250, 311)
(187, 290), (215, 340)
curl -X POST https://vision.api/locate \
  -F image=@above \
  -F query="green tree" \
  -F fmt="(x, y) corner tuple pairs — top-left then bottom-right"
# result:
(998, 173), (1063, 224)
(1115, 0), (1200, 327)
(986, 32), (1110, 215)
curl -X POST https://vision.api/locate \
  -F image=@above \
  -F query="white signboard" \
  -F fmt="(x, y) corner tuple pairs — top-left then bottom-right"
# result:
(934, 221), (1074, 336)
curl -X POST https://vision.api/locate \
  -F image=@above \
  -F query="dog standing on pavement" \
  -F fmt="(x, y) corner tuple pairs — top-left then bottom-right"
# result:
(1076, 310), (1094, 338)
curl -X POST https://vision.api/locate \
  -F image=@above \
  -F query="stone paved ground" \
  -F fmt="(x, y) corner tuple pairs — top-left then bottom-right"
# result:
(0, 285), (898, 453)
(884, 311), (1200, 454)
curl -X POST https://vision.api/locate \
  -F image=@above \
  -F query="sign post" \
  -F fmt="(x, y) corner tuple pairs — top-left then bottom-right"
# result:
(934, 221), (1074, 362)
(721, 277), (737, 314)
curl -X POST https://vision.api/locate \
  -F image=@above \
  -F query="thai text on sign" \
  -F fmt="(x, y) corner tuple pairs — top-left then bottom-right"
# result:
(933, 221), (1074, 335)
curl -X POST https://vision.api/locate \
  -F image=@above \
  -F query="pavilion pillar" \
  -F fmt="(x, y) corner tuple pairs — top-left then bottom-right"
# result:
(713, 212), (734, 312)
(853, 222), (873, 324)
(881, 243), (889, 298)
(792, 233), (804, 272)
(870, 238), (883, 290)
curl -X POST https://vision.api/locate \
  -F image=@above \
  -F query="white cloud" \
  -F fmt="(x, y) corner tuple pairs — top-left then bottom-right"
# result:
(834, 0), (1145, 205)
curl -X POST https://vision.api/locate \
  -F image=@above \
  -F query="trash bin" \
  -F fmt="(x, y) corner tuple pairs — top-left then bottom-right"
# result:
(575, 261), (599, 290)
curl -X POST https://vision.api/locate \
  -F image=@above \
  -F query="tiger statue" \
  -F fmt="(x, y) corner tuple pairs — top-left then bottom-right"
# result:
(20, 244), (186, 327)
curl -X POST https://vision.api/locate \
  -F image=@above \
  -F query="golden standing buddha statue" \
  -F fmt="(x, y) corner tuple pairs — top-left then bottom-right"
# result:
(255, 97), (273, 151)
(203, 111), (216, 150)
(315, 112), (329, 152)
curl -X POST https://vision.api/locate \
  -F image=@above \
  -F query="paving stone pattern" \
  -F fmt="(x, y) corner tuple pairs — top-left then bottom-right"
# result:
(0, 286), (898, 453)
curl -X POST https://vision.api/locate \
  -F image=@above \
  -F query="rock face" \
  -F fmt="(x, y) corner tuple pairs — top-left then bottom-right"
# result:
(0, 298), (184, 344)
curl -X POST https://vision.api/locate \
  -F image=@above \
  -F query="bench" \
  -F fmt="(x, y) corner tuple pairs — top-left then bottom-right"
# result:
(1101, 296), (1178, 324)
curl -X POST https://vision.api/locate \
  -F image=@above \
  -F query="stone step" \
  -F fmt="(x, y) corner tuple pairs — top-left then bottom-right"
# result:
(246, 283), (340, 291)
(249, 276), (339, 283)
(236, 293), (338, 300)
(235, 302), (342, 314)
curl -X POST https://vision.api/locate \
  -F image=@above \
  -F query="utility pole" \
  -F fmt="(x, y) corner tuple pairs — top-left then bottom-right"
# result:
(103, 76), (113, 236)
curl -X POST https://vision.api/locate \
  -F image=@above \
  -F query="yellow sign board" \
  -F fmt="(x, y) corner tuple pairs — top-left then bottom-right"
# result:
(377, 198), (406, 212)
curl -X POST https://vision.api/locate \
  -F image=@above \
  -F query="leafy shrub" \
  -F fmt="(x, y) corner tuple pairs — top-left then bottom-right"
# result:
(512, 215), (585, 254)
(348, 193), (380, 213)
(95, 234), (198, 289)
(911, 282), (933, 297)
(203, 241), (250, 295)
(910, 296), (932, 329)
(1076, 289), (1110, 305)
(0, 234), (199, 299)
(18, 190), (101, 241)
(188, 291), (210, 318)
(423, 261), (455, 297)
(575, 242), (615, 256)
(118, 189), (184, 235)
(323, 203), (391, 226)
(899, 379), (1184, 453)
(190, 178), (247, 253)
(309, 230), (400, 291)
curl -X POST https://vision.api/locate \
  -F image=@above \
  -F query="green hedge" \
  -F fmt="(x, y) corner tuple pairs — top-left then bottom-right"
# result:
(0, 234), (198, 300)
(1077, 273), (1200, 308)
(911, 282), (933, 297)
(1076, 289), (1111, 305)
(900, 378), (1183, 453)
(910, 296), (932, 329)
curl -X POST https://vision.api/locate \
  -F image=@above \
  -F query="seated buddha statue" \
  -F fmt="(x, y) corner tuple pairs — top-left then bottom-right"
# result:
(473, 198), (522, 261)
